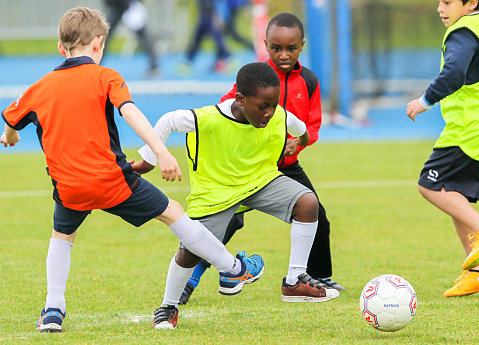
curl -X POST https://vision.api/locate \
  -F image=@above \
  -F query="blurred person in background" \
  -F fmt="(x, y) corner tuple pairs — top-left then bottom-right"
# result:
(103, 0), (159, 75)
(178, 0), (232, 74)
(221, 0), (255, 51)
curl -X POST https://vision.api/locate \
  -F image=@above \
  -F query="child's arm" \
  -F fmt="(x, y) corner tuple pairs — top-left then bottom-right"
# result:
(1, 124), (20, 147)
(136, 108), (196, 173)
(297, 128), (310, 147)
(303, 80), (322, 146)
(406, 97), (429, 121)
(120, 102), (182, 182)
(287, 110), (309, 146)
(407, 29), (478, 121)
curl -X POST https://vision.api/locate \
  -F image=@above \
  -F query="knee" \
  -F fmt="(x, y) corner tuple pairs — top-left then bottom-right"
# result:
(292, 192), (319, 222)
(175, 248), (201, 268)
(155, 199), (186, 226)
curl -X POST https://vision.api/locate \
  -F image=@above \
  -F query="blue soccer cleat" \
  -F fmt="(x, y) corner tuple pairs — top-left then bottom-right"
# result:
(36, 307), (65, 332)
(218, 251), (264, 295)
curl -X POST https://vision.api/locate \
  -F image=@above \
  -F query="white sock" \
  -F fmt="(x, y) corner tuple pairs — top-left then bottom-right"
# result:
(285, 220), (318, 285)
(169, 213), (238, 273)
(162, 255), (195, 307)
(45, 238), (73, 313)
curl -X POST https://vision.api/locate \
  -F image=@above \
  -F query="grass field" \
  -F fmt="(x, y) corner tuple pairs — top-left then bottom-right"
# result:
(1, 141), (478, 344)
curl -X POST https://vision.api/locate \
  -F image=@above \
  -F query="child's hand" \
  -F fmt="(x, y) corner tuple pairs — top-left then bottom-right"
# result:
(131, 160), (155, 175)
(1, 130), (20, 147)
(406, 99), (427, 121)
(283, 138), (298, 156)
(157, 152), (183, 182)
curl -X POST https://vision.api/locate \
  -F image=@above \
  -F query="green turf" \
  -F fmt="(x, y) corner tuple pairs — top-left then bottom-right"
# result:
(1, 141), (478, 344)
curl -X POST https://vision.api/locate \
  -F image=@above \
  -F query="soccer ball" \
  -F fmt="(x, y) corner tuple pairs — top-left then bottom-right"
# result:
(359, 274), (417, 332)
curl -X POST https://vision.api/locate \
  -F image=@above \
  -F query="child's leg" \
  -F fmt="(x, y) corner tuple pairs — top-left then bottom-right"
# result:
(241, 176), (339, 301)
(188, 214), (244, 284)
(179, 213), (245, 304)
(41, 201), (89, 323)
(419, 185), (479, 254)
(155, 200), (239, 273)
(45, 230), (76, 313)
(280, 163), (334, 280)
(157, 203), (264, 307)
(187, 261), (209, 288)
(286, 192), (319, 285)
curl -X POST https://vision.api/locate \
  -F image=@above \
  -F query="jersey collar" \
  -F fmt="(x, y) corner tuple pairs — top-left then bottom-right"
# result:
(54, 56), (96, 70)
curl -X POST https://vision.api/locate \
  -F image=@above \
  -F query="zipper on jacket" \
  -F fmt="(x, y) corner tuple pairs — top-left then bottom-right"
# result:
(282, 71), (290, 107)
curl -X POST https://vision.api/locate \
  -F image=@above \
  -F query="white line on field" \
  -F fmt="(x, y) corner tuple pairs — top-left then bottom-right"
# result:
(0, 179), (417, 199)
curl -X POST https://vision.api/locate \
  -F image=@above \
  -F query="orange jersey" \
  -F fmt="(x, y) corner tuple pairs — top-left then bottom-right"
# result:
(2, 57), (137, 211)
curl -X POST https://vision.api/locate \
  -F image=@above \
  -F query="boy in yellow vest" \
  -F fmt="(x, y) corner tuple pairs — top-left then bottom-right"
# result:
(133, 62), (340, 328)
(406, 0), (479, 297)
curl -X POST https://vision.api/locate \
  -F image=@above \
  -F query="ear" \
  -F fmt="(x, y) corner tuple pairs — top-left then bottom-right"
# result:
(263, 38), (268, 50)
(300, 38), (306, 51)
(92, 36), (104, 52)
(235, 92), (245, 106)
(58, 41), (67, 57)
(470, 0), (478, 10)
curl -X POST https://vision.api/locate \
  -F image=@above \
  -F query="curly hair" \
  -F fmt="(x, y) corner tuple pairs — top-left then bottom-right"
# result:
(266, 12), (304, 40)
(236, 62), (280, 97)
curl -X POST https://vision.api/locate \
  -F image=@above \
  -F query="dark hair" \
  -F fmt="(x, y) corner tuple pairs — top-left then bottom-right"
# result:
(236, 62), (280, 97)
(266, 12), (304, 40)
(463, 0), (479, 9)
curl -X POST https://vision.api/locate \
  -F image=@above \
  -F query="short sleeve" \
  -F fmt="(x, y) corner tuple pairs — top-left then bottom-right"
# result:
(1, 87), (35, 130)
(107, 70), (133, 111)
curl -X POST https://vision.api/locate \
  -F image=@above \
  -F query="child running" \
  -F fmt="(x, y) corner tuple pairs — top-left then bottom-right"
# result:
(179, 12), (344, 305)
(406, 0), (479, 297)
(133, 62), (340, 325)
(0, 7), (263, 332)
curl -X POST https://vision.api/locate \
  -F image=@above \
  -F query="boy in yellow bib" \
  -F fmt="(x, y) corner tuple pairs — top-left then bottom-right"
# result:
(407, 0), (479, 297)
(134, 63), (339, 325)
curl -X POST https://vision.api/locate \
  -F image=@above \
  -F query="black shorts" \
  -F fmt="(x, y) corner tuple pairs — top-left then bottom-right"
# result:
(418, 146), (479, 202)
(53, 176), (169, 235)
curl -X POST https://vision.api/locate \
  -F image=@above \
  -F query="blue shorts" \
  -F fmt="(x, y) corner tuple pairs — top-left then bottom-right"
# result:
(418, 146), (479, 202)
(53, 176), (169, 235)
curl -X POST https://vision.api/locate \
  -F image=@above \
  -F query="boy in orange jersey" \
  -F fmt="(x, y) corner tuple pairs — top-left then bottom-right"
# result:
(179, 12), (344, 305)
(1, 7), (263, 332)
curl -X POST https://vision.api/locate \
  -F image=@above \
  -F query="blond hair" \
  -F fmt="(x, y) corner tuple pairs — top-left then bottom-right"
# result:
(58, 7), (109, 53)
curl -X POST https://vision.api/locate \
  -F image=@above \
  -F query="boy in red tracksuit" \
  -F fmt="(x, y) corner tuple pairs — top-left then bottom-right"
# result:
(179, 12), (344, 305)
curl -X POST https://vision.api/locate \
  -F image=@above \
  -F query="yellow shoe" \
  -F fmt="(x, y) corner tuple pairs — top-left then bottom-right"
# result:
(444, 270), (479, 297)
(462, 233), (479, 270)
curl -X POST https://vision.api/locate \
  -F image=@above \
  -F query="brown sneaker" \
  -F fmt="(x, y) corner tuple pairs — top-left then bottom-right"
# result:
(281, 273), (340, 302)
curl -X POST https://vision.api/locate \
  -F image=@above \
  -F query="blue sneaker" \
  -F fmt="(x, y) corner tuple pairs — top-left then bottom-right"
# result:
(218, 251), (264, 295)
(36, 308), (65, 332)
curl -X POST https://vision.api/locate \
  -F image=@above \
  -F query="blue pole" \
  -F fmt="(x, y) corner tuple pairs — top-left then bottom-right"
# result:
(305, 0), (332, 98)
(336, 0), (353, 117)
